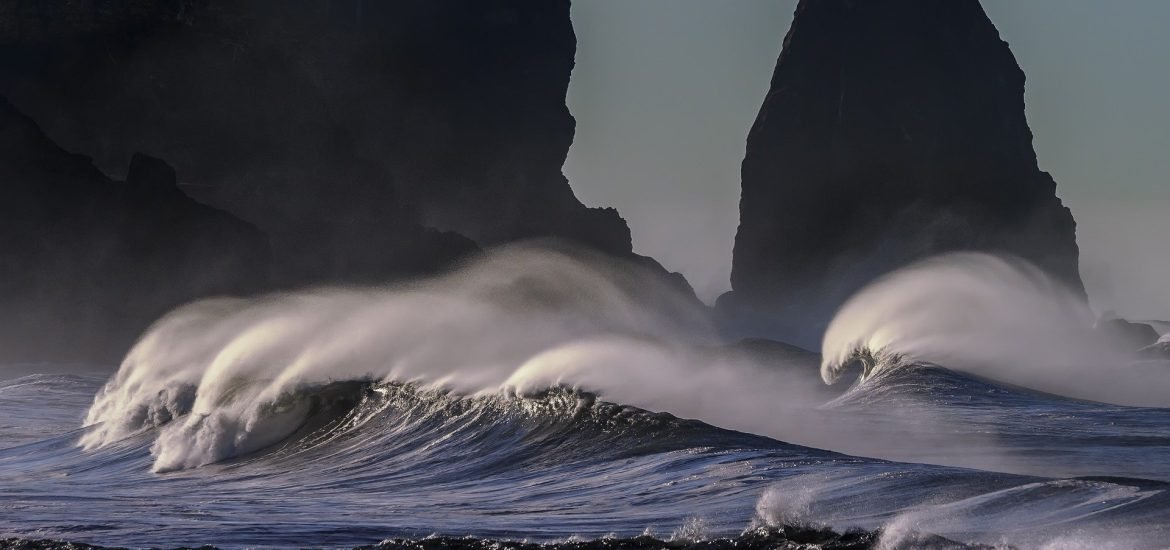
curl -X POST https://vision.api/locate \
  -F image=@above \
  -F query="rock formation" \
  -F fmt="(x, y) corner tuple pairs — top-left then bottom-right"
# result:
(1095, 317), (1160, 351)
(0, 0), (634, 285)
(720, 0), (1084, 345)
(1140, 341), (1170, 361)
(0, 2), (697, 360)
(0, 96), (268, 361)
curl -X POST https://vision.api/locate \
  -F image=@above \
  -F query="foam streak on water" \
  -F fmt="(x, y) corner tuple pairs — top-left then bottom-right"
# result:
(2, 248), (1170, 548)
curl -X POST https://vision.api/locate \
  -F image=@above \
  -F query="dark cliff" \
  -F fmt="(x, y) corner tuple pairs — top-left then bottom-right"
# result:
(0, 1), (698, 360)
(720, 0), (1084, 344)
(0, 96), (268, 361)
(0, 0), (635, 287)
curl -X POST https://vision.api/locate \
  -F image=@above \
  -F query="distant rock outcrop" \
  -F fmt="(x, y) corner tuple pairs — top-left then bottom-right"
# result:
(0, 0), (635, 285)
(1140, 341), (1170, 361)
(1095, 317), (1160, 351)
(0, 97), (268, 361)
(0, 2), (699, 360)
(720, 0), (1084, 345)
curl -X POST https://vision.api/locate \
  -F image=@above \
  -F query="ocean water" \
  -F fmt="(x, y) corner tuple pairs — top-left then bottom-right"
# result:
(2, 249), (1169, 549)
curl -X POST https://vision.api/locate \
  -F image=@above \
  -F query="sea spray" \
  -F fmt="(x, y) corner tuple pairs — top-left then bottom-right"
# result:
(819, 252), (1170, 406)
(81, 245), (834, 471)
(80, 247), (1170, 475)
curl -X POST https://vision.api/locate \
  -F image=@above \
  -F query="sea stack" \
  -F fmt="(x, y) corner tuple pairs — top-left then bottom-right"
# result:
(0, 97), (269, 361)
(720, 0), (1084, 345)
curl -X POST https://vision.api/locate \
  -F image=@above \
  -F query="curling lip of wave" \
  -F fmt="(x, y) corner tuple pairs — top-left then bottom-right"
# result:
(818, 252), (1170, 408)
(77, 245), (757, 471)
(819, 252), (1092, 386)
(11, 248), (1170, 546)
(12, 363), (1170, 548)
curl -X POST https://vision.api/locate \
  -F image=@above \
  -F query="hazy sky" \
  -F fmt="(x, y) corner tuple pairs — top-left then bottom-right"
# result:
(566, 1), (1170, 319)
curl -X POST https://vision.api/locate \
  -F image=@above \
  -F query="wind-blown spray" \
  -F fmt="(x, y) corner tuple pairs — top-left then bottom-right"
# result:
(81, 245), (833, 472)
(820, 252), (1170, 406)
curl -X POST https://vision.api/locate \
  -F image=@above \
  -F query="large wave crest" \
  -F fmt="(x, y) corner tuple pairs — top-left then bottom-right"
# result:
(81, 245), (831, 472)
(820, 252), (1170, 406)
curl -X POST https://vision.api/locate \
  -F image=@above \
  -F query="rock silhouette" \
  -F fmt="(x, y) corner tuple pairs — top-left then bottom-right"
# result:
(0, 97), (268, 361)
(0, 1), (634, 277)
(0, 1), (691, 360)
(721, 0), (1084, 344)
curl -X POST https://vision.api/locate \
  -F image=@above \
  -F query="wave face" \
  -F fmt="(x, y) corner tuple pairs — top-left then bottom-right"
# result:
(5, 369), (1170, 549)
(820, 253), (1170, 407)
(79, 246), (849, 474)
(3, 249), (1170, 548)
(79, 246), (716, 472)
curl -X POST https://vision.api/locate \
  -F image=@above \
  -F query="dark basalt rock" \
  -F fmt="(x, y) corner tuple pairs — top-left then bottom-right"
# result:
(0, 0), (637, 279)
(0, 1), (701, 360)
(0, 97), (268, 362)
(1095, 317), (1160, 351)
(1139, 341), (1170, 361)
(720, 0), (1084, 345)
(0, 524), (1005, 549)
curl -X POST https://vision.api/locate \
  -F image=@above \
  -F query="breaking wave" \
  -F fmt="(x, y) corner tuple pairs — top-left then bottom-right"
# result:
(819, 252), (1170, 407)
(4, 248), (1162, 548)
(81, 246), (833, 472)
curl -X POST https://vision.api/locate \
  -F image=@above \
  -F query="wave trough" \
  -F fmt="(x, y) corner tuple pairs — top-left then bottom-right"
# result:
(2, 248), (1170, 548)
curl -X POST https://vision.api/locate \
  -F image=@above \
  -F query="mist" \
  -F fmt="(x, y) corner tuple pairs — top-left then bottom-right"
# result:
(1074, 199), (1170, 320)
(821, 252), (1170, 407)
(567, 0), (1170, 318)
(82, 246), (833, 472)
(7, 3), (1170, 547)
(83, 245), (1031, 476)
(565, 0), (790, 302)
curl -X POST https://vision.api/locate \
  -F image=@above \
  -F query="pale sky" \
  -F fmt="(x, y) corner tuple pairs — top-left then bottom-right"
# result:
(565, 1), (1170, 320)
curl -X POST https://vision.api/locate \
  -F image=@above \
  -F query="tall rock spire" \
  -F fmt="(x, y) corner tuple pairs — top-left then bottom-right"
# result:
(720, 0), (1083, 345)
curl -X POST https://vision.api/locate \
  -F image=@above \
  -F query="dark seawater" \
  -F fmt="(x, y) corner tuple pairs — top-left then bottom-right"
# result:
(2, 360), (1170, 550)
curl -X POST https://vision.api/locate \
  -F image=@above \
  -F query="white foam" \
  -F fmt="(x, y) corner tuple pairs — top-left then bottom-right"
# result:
(820, 252), (1170, 406)
(81, 245), (831, 471)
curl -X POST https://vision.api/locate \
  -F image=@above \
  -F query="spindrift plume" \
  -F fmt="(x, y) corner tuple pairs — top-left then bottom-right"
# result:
(820, 252), (1170, 406)
(81, 246), (834, 472)
(18, 247), (1170, 549)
